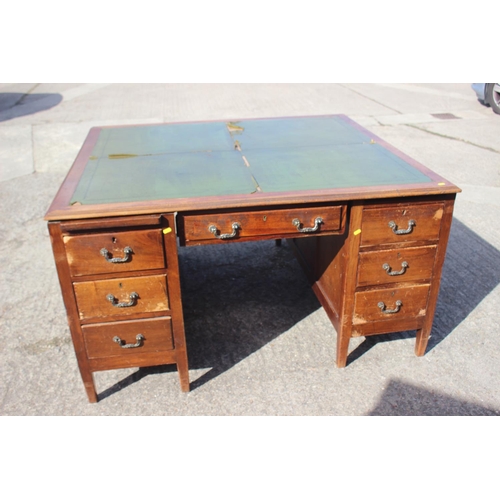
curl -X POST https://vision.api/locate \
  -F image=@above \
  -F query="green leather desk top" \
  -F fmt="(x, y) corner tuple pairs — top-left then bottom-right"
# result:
(69, 115), (435, 206)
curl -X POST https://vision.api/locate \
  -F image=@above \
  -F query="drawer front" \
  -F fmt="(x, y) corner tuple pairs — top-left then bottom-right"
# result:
(74, 275), (169, 321)
(353, 284), (430, 324)
(63, 229), (165, 277)
(82, 317), (174, 359)
(360, 203), (444, 247)
(357, 245), (437, 287)
(181, 205), (344, 244)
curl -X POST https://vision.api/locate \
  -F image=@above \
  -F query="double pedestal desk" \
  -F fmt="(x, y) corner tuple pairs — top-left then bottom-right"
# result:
(45, 115), (460, 402)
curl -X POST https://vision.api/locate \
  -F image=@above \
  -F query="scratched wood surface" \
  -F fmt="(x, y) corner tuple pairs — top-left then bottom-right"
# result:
(63, 229), (165, 276)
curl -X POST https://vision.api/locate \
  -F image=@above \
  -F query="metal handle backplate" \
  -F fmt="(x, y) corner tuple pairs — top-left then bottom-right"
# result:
(292, 217), (323, 233)
(113, 334), (144, 349)
(388, 220), (416, 235)
(378, 300), (403, 314)
(106, 292), (139, 308)
(209, 222), (241, 240)
(100, 246), (133, 263)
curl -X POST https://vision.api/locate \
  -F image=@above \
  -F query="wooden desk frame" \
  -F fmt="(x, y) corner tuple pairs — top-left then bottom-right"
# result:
(45, 115), (460, 403)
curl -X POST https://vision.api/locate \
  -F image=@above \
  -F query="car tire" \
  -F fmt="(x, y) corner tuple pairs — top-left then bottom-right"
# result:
(485, 83), (500, 115)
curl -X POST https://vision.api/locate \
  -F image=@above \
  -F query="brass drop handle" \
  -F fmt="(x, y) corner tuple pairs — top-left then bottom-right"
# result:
(113, 334), (144, 349)
(100, 246), (133, 263)
(378, 300), (403, 314)
(292, 217), (323, 233)
(382, 261), (408, 276)
(106, 292), (139, 308)
(209, 222), (241, 239)
(388, 220), (416, 235)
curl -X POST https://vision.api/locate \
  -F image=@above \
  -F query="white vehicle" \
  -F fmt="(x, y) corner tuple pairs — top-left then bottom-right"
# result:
(471, 83), (500, 115)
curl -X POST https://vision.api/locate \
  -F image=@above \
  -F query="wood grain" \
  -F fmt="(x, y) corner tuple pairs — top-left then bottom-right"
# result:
(415, 197), (456, 356)
(353, 284), (431, 324)
(60, 214), (161, 232)
(357, 245), (437, 287)
(89, 350), (177, 372)
(83, 317), (174, 359)
(180, 205), (344, 245)
(360, 202), (444, 247)
(64, 229), (165, 276)
(73, 274), (169, 321)
(161, 213), (190, 392)
(48, 222), (98, 403)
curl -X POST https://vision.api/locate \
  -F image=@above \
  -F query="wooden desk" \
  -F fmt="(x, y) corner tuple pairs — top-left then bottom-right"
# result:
(45, 115), (460, 403)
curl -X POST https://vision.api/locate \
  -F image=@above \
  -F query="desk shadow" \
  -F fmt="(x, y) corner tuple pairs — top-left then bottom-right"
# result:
(368, 378), (499, 415)
(97, 364), (179, 401)
(97, 239), (321, 399)
(179, 239), (321, 389)
(0, 92), (63, 121)
(98, 218), (500, 399)
(347, 218), (500, 364)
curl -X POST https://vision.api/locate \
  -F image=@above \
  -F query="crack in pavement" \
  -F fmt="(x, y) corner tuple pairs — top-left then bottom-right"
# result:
(8, 83), (41, 110)
(338, 83), (402, 114)
(407, 124), (500, 154)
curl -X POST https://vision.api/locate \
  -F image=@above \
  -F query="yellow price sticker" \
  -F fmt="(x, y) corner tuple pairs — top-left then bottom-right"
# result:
(163, 227), (172, 234)
(353, 229), (361, 236)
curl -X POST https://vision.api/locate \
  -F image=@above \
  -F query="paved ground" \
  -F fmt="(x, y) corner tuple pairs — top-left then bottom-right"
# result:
(1, 83), (499, 415)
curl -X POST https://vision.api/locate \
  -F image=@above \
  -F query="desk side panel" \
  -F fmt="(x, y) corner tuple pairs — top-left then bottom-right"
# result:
(290, 214), (351, 333)
(48, 222), (98, 403)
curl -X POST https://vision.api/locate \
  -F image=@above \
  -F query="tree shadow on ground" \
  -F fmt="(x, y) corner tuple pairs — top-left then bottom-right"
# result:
(0, 92), (63, 121)
(368, 378), (499, 415)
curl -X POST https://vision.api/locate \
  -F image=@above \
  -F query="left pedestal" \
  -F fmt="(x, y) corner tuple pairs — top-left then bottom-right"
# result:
(48, 213), (189, 403)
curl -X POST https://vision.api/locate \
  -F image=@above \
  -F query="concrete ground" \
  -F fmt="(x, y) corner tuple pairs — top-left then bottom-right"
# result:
(1, 83), (499, 415)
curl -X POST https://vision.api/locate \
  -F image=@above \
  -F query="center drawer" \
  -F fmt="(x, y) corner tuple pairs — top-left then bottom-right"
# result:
(73, 274), (170, 321)
(179, 205), (345, 245)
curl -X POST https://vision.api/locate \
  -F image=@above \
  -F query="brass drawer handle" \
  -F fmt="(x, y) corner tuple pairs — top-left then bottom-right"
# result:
(382, 261), (408, 276)
(113, 334), (144, 349)
(209, 222), (241, 239)
(292, 217), (323, 233)
(100, 246), (133, 263)
(106, 292), (139, 308)
(378, 300), (402, 314)
(388, 219), (416, 235)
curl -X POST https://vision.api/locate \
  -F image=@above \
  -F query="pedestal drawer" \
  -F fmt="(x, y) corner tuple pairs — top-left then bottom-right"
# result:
(83, 317), (174, 359)
(74, 274), (170, 321)
(353, 284), (430, 325)
(357, 245), (437, 287)
(63, 229), (165, 276)
(360, 203), (444, 247)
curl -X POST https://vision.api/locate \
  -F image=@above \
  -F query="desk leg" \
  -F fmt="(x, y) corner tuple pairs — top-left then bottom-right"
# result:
(292, 204), (363, 369)
(335, 204), (363, 368)
(49, 222), (99, 403)
(82, 373), (98, 403)
(415, 198), (455, 358)
(176, 348), (190, 392)
(336, 329), (351, 368)
(415, 328), (430, 357)
(163, 214), (190, 392)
